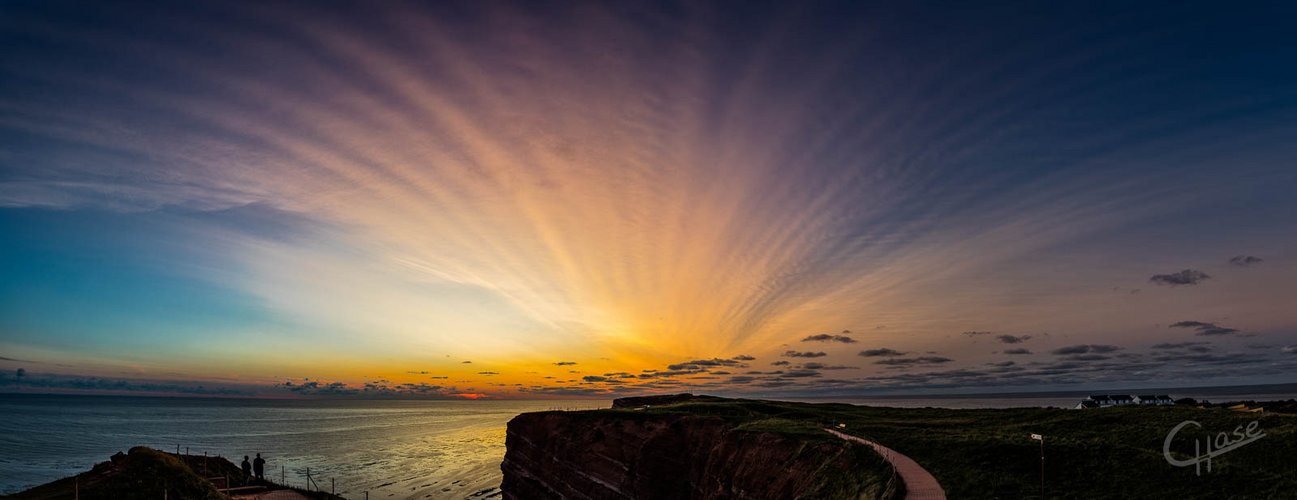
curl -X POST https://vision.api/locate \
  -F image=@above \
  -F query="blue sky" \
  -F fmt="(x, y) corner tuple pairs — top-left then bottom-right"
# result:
(2, 0), (1296, 398)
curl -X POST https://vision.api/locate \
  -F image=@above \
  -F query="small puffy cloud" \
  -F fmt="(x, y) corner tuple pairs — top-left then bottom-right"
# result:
(461, 361), (472, 364)
(289, 381), (357, 396)
(996, 335), (1031, 344)
(1051, 344), (1122, 355)
(1152, 342), (1213, 353)
(1061, 354), (1113, 361)
(781, 369), (821, 378)
(1003, 348), (1032, 355)
(858, 348), (905, 357)
(731, 354), (756, 361)
(553, 361), (577, 366)
(667, 358), (745, 370)
(799, 362), (854, 370)
(1149, 269), (1210, 286)
(962, 331), (993, 337)
(1152, 342), (1200, 349)
(801, 334), (857, 344)
(390, 382), (454, 396)
(1229, 255), (1263, 267)
(1169, 321), (1239, 336)
(635, 371), (673, 379)
(875, 356), (952, 366)
(521, 386), (615, 397)
(782, 350), (827, 358)
(771, 360), (791, 366)
(477, 371), (499, 375)
(1281, 346), (1297, 354)
(609, 372), (636, 378)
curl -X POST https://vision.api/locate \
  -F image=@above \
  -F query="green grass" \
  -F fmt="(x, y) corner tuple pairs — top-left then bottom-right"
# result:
(602, 396), (1296, 499)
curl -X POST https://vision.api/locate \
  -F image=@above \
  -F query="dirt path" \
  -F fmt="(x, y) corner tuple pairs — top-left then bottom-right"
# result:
(825, 428), (947, 500)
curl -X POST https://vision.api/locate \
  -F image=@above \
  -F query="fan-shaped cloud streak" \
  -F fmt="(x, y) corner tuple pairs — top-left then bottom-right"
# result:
(2, 1), (1297, 396)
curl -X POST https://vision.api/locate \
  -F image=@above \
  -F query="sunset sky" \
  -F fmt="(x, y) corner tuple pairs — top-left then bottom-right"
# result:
(2, 1), (1296, 398)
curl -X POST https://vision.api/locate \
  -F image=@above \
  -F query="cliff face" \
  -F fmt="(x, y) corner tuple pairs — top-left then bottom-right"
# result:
(501, 406), (882, 499)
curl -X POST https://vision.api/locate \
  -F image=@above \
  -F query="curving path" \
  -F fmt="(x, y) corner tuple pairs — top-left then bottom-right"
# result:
(230, 492), (312, 500)
(825, 428), (947, 500)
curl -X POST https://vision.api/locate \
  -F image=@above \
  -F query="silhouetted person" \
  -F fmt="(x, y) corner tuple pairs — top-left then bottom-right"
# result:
(253, 453), (265, 481)
(241, 456), (252, 485)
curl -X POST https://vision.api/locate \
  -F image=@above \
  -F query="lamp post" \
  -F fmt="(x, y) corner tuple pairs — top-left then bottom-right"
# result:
(1031, 433), (1045, 499)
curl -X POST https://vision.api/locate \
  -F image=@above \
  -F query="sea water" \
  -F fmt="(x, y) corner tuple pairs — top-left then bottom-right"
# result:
(5, 383), (1295, 498)
(0, 395), (603, 498)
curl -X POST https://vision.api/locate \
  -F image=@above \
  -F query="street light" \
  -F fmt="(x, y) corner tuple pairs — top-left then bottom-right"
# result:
(1031, 433), (1044, 499)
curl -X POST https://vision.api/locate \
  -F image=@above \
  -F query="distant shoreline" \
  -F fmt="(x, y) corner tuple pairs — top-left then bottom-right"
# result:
(770, 380), (1297, 400)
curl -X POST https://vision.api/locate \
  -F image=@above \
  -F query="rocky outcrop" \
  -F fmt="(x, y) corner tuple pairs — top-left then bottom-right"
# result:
(8, 447), (227, 500)
(501, 404), (884, 499)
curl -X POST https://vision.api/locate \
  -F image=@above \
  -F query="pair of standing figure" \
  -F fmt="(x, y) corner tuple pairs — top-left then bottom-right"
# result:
(241, 453), (266, 485)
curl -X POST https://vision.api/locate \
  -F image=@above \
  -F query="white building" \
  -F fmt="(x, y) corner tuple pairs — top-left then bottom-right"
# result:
(1134, 394), (1175, 405)
(1075, 394), (1172, 409)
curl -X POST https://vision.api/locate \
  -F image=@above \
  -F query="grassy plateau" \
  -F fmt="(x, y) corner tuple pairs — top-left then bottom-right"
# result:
(601, 395), (1296, 499)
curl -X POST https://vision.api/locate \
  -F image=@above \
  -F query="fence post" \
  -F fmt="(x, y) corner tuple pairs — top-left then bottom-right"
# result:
(332, 477), (335, 495)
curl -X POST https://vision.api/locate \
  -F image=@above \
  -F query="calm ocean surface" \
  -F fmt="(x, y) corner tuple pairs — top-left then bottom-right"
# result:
(4, 384), (1295, 498)
(0, 395), (605, 498)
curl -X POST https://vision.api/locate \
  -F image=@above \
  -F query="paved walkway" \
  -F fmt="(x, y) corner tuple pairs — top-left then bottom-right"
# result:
(826, 429), (947, 500)
(230, 491), (312, 500)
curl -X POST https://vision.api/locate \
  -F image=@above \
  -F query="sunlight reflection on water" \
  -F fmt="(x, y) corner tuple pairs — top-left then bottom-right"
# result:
(0, 395), (605, 499)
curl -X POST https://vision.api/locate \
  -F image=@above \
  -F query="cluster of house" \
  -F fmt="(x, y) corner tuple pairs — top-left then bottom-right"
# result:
(1074, 394), (1175, 409)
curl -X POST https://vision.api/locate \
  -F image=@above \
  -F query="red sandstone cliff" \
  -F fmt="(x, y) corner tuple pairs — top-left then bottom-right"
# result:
(500, 402), (889, 499)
